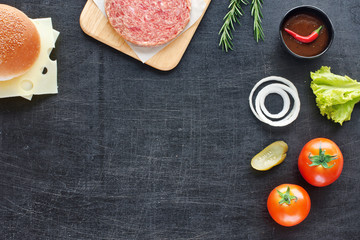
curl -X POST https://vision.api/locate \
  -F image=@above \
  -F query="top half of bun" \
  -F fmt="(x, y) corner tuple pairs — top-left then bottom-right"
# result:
(0, 4), (41, 81)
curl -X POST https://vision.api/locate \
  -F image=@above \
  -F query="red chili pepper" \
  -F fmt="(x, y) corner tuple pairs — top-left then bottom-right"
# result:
(284, 26), (323, 43)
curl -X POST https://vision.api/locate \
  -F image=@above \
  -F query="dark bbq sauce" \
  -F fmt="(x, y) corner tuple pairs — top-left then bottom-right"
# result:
(281, 13), (330, 57)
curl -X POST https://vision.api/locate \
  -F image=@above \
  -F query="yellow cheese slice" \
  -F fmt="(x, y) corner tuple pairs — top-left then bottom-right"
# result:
(0, 18), (59, 100)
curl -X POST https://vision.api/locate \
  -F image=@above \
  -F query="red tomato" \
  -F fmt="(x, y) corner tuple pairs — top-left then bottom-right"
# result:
(298, 138), (343, 187)
(267, 184), (311, 227)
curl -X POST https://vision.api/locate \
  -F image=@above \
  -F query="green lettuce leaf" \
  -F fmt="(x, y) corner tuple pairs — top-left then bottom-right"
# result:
(310, 66), (360, 125)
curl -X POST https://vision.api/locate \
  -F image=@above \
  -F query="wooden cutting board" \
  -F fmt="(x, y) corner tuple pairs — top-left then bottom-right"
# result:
(80, 0), (211, 71)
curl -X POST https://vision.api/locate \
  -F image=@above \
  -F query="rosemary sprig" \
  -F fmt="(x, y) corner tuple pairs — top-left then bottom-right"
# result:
(219, 0), (248, 52)
(251, 0), (264, 42)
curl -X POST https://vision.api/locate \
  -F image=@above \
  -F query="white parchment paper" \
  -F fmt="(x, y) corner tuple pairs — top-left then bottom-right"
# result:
(93, 0), (206, 63)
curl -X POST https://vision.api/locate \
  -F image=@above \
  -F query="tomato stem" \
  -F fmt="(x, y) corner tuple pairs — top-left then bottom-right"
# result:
(277, 186), (297, 205)
(308, 144), (337, 168)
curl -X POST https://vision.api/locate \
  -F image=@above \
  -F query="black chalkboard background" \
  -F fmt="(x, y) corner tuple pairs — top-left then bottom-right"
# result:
(1, 0), (359, 239)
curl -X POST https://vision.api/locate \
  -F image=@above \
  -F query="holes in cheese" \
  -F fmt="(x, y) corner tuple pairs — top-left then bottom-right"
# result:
(20, 80), (34, 91)
(0, 18), (59, 100)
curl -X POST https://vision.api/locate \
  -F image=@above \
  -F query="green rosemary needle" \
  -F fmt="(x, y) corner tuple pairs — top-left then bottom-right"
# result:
(219, 0), (248, 52)
(251, 0), (264, 42)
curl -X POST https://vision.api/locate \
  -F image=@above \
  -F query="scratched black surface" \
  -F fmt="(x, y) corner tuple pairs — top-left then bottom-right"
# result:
(1, 0), (359, 239)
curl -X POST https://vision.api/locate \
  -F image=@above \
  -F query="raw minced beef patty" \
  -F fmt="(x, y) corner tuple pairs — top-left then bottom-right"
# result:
(105, 0), (191, 47)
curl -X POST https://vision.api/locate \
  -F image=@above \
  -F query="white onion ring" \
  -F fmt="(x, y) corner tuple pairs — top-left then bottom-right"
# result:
(249, 76), (301, 127)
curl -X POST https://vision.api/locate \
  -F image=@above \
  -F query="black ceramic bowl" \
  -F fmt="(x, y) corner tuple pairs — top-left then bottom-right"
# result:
(279, 5), (334, 59)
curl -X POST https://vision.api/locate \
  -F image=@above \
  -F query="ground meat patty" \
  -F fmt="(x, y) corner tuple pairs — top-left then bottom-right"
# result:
(105, 0), (191, 47)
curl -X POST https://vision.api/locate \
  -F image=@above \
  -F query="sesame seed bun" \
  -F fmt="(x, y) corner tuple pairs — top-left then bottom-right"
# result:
(0, 4), (40, 81)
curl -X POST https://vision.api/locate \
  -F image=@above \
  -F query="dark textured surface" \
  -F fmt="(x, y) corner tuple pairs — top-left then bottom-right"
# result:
(1, 0), (360, 239)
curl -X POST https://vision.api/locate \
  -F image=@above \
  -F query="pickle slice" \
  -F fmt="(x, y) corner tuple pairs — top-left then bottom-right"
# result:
(251, 141), (288, 171)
